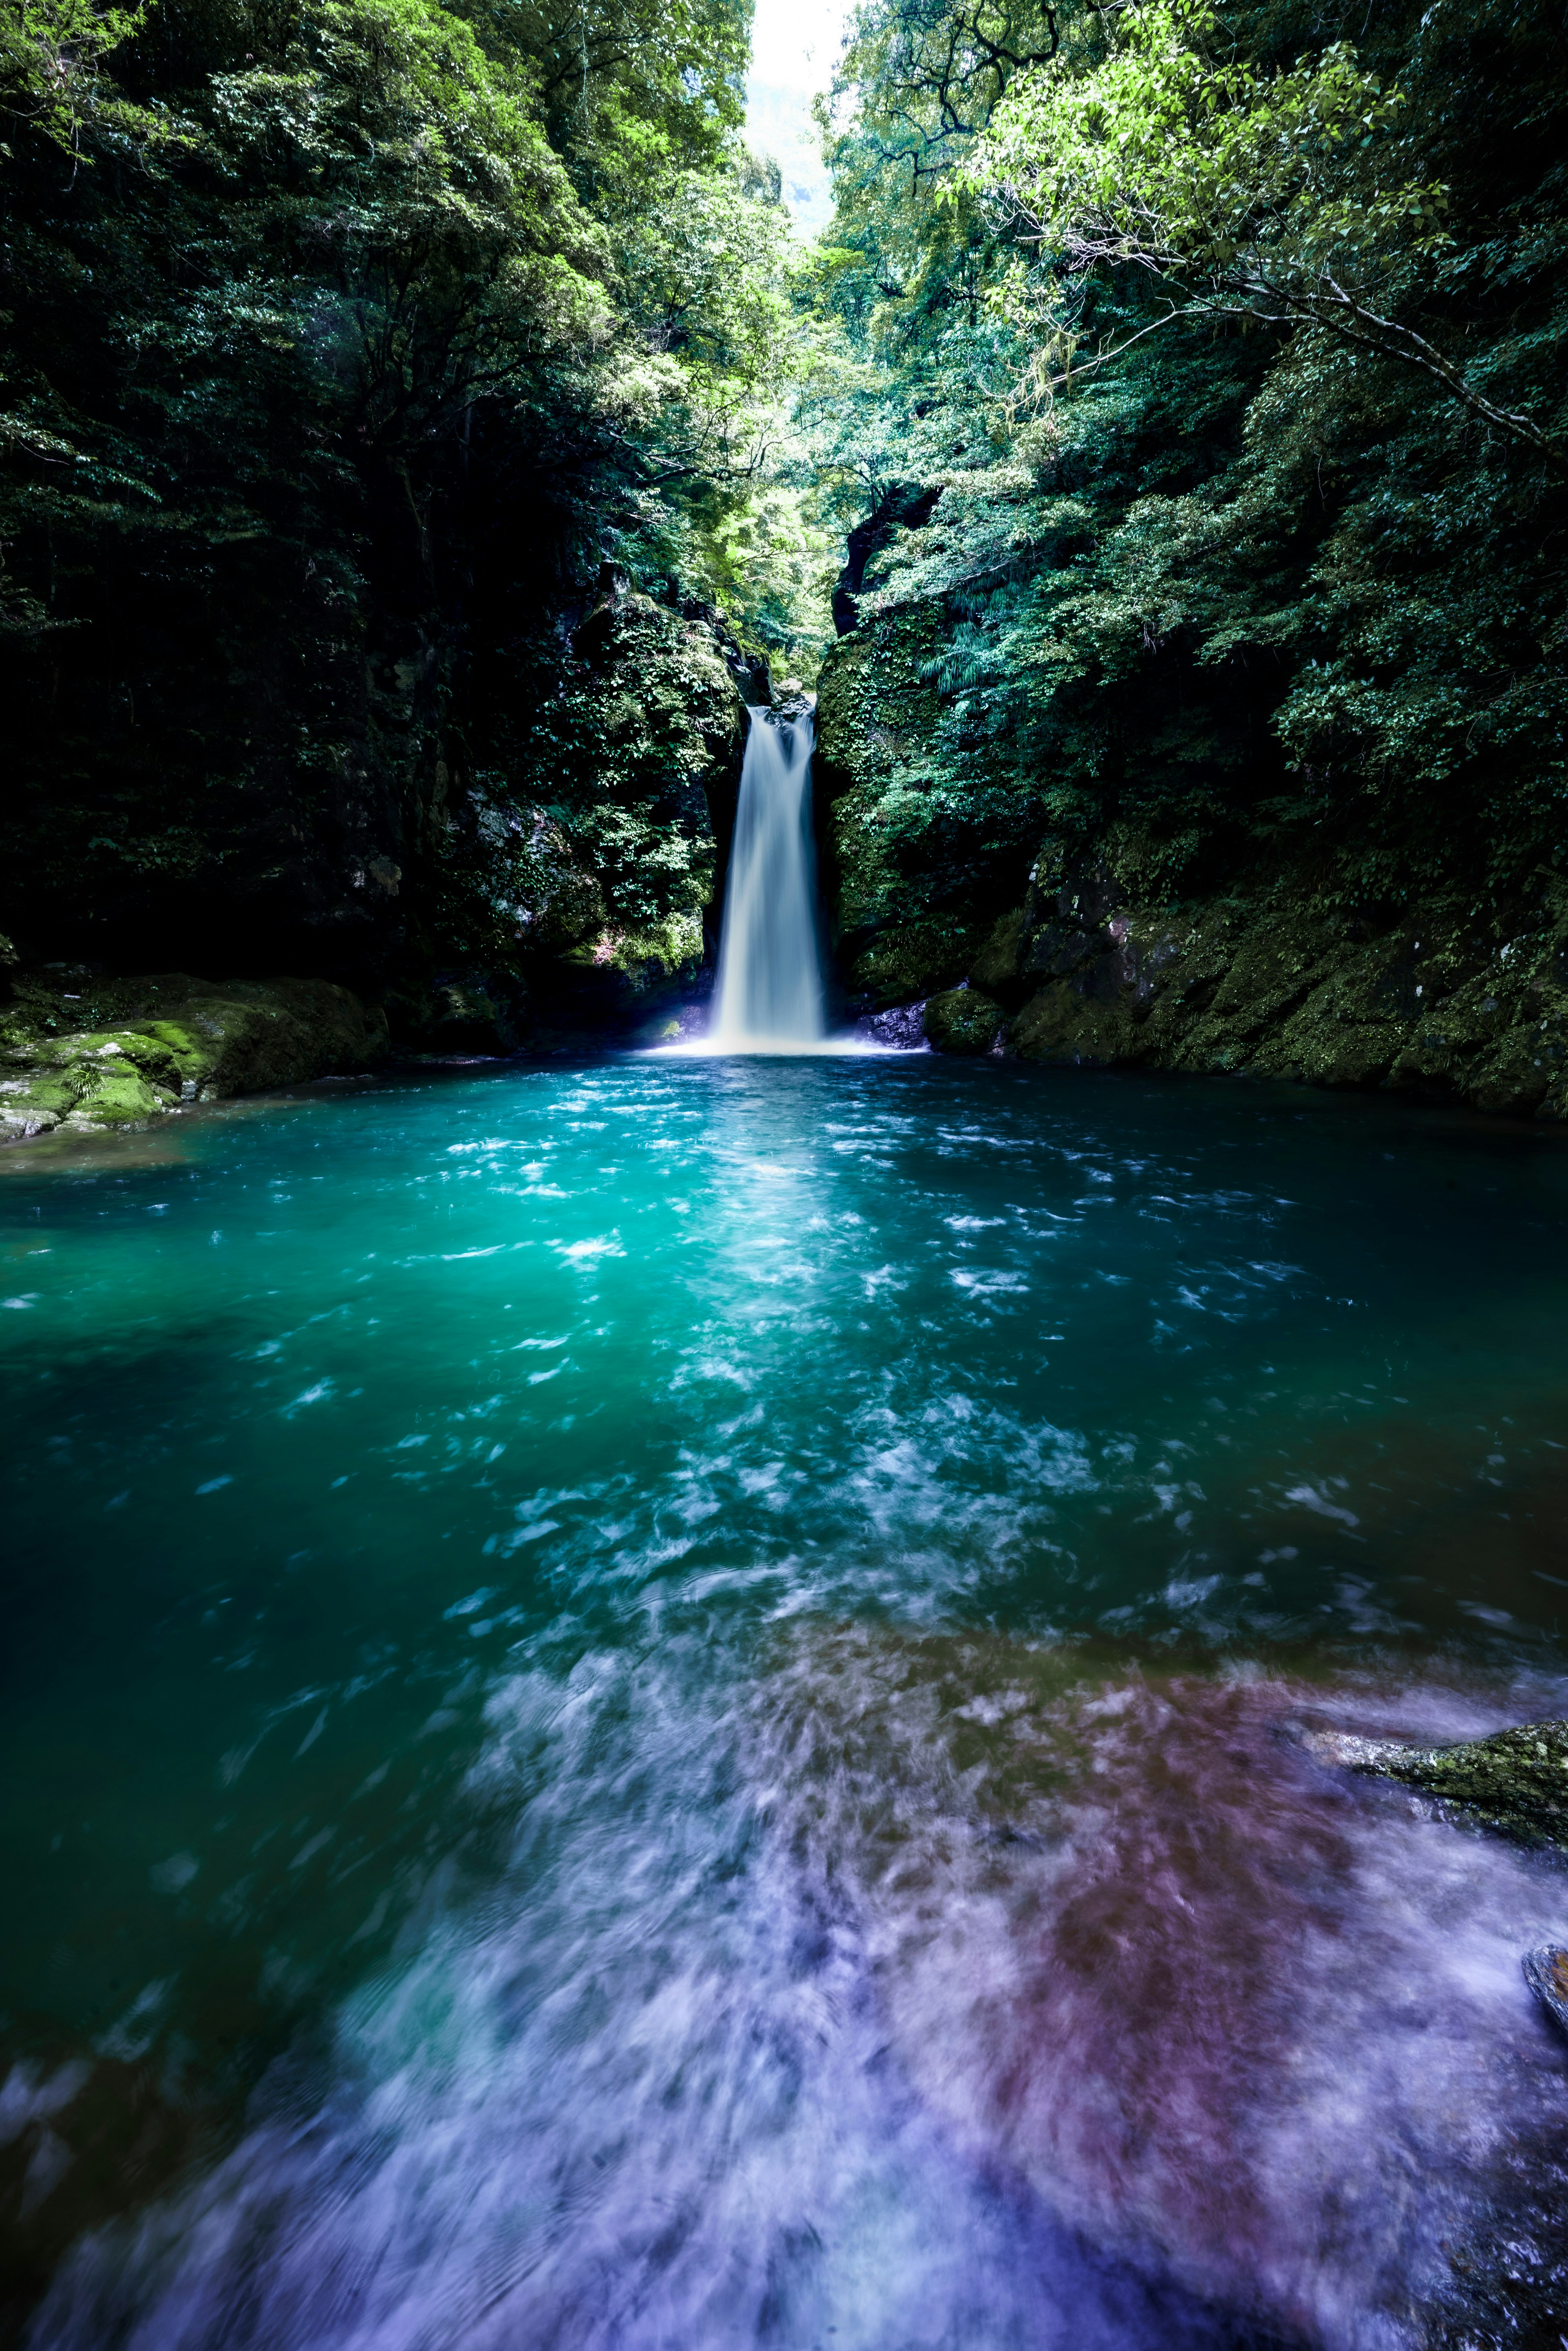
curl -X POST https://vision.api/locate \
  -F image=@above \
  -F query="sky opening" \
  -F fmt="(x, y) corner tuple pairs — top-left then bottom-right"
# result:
(745, 0), (853, 236)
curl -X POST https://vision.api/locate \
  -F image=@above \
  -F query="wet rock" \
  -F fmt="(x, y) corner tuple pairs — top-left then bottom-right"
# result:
(0, 972), (389, 1143)
(1522, 1945), (1568, 2037)
(1306, 1717), (1568, 1849)
(851, 1000), (929, 1049)
(770, 681), (815, 725)
(981, 859), (1568, 1121)
(924, 986), (1004, 1055)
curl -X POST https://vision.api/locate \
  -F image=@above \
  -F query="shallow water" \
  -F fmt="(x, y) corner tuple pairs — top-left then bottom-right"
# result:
(2, 1055), (1567, 2349)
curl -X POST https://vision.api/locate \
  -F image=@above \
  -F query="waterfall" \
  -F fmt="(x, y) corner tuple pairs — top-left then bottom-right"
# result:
(712, 704), (826, 1048)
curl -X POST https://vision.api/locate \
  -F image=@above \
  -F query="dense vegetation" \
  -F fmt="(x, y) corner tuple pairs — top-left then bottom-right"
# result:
(0, 0), (822, 1007)
(3, 0), (1566, 1027)
(807, 0), (1568, 943)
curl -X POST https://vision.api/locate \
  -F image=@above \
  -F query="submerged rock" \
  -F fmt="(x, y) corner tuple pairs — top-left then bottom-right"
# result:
(1305, 1717), (1568, 1848)
(0, 970), (388, 1142)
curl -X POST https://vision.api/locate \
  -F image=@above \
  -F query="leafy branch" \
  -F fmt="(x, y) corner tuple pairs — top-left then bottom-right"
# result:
(963, 0), (1566, 472)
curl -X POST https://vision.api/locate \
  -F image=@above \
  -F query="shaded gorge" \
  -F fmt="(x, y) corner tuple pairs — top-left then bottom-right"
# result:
(2, 1056), (1568, 2348)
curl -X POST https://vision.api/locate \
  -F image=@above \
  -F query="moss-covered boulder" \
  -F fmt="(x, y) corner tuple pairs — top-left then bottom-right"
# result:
(924, 987), (1004, 1055)
(0, 970), (388, 1143)
(1309, 1718), (1568, 1849)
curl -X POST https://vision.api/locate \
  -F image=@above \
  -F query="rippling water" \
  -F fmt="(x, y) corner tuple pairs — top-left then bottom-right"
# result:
(3, 1055), (1568, 2349)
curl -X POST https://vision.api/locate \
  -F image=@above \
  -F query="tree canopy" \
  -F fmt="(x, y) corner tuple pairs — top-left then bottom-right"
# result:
(802, 0), (1568, 924)
(2, 0), (1566, 994)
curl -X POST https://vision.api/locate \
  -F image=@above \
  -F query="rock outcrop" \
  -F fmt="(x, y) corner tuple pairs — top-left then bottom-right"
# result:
(0, 964), (389, 1142)
(900, 839), (1568, 1121)
(815, 599), (1568, 1121)
(1304, 1717), (1568, 1846)
(922, 986), (1005, 1055)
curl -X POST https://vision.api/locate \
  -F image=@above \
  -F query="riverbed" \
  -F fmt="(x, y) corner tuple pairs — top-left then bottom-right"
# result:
(3, 1054), (1567, 2348)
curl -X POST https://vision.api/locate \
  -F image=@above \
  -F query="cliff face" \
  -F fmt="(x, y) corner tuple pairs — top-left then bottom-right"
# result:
(817, 605), (1568, 1123)
(812, 606), (1036, 1012)
(931, 852), (1568, 1122)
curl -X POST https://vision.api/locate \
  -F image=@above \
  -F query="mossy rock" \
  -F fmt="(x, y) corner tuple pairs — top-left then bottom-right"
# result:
(0, 972), (389, 1143)
(955, 856), (1568, 1120)
(1375, 1718), (1568, 1846)
(1010, 986), (1145, 1067)
(924, 987), (1004, 1056)
(65, 1047), (175, 1124)
(844, 917), (984, 1011)
(0, 1072), (83, 1137)
(1313, 1718), (1568, 1849)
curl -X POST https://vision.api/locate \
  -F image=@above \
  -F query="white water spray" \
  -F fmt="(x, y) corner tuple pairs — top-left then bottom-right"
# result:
(712, 706), (825, 1048)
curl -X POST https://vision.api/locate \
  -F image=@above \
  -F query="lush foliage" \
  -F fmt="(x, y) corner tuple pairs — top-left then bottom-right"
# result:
(810, 0), (1568, 927)
(0, 0), (825, 982)
(6, 0), (1567, 1001)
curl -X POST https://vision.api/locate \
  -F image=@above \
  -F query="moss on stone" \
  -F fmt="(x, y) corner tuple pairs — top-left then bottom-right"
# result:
(923, 987), (1004, 1054)
(0, 972), (390, 1144)
(67, 1060), (172, 1126)
(1350, 1718), (1568, 1850)
(1010, 986), (1145, 1067)
(932, 856), (1568, 1116)
(0, 1072), (82, 1137)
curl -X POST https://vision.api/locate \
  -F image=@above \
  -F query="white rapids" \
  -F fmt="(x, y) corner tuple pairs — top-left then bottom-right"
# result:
(711, 705), (826, 1049)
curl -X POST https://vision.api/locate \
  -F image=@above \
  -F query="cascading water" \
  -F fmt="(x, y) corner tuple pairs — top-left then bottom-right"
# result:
(712, 704), (826, 1047)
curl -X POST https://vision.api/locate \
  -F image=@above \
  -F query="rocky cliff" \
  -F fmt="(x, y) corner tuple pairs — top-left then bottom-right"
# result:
(929, 851), (1568, 1121)
(816, 606), (1568, 1123)
(813, 603), (1038, 1012)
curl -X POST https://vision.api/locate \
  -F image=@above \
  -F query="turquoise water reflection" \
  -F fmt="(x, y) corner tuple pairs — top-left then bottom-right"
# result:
(2, 1056), (1567, 2347)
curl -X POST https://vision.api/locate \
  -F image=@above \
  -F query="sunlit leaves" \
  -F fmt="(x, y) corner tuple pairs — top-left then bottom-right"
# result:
(0, 0), (149, 152)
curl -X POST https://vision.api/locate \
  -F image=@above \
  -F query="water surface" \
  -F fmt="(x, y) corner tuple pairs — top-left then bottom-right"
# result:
(3, 1055), (1568, 2349)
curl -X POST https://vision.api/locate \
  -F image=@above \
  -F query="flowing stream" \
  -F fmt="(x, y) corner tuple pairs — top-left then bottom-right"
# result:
(712, 707), (826, 1047)
(3, 1058), (1568, 2349)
